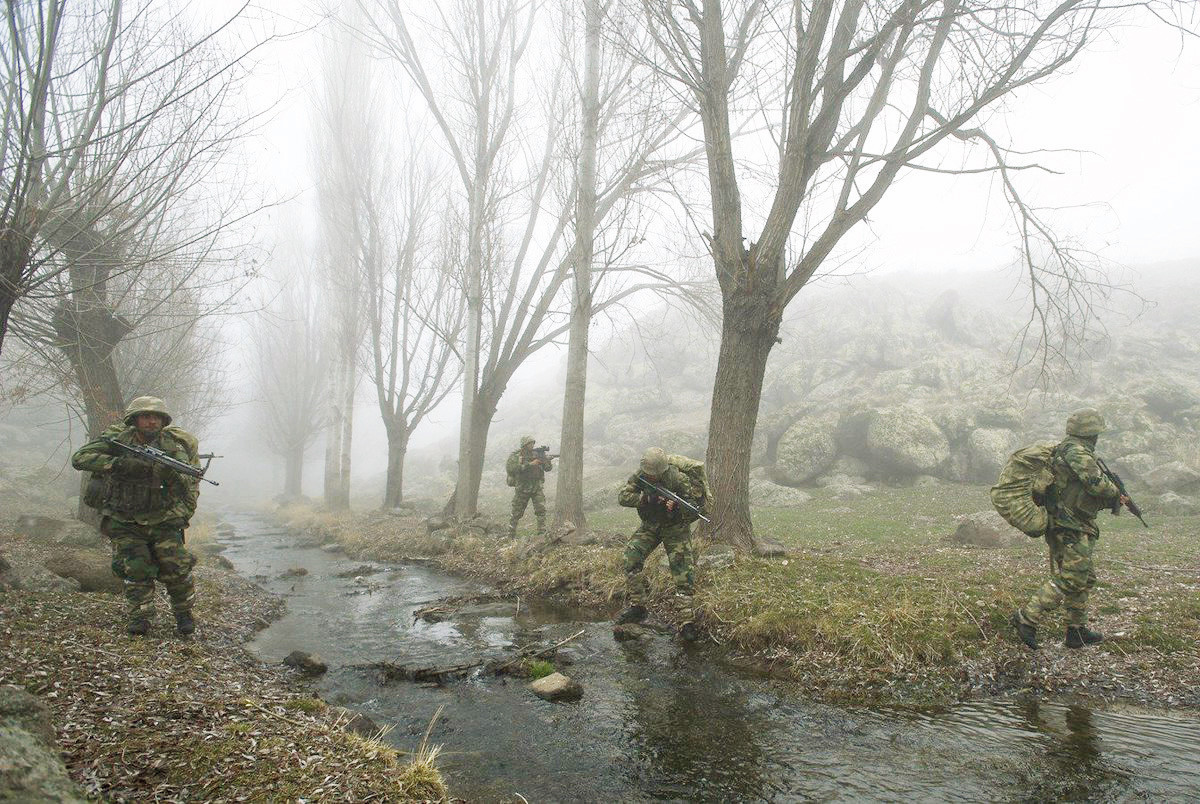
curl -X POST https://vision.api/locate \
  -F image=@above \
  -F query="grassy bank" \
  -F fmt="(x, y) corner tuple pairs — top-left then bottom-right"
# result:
(281, 481), (1200, 708)
(0, 507), (449, 801)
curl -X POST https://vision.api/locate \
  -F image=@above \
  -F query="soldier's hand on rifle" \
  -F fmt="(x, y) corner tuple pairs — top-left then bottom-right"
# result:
(664, 499), (677, 512)
(112, 456), (153, 478)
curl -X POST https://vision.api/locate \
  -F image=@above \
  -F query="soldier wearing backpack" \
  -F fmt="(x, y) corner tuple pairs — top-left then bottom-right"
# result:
(615, 447), (711, 640)
(506, 435), (552, 538)
(1010, 409), (1130, 650)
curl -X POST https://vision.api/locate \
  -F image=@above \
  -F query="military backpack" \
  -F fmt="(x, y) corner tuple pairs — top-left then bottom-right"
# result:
(505, 452), (519, 487)
(990, 442), (1059, 537)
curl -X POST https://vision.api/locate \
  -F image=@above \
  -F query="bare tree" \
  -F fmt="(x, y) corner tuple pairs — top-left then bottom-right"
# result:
(251, 243), (328, 499)
(313, 14), (373, 510)
(0, 0), (264, 369)
(362, 160), (465, 509)
(354, 0), (537, 516)
(359, 0), (707, 518)
(630, 0), (1195, 553)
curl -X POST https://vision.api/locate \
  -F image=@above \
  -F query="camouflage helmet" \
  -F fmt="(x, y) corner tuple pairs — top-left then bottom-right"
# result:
(520, 435), (536, 448)
(640, 447), (669, 476)
(1065, 408), (1106, 437)
(124, 396), (172, 427)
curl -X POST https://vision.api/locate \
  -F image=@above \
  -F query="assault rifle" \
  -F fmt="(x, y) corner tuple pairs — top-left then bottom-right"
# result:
(531, 445), (559, 463)
(1095, 457), (1147, 528)
(635, 474), (710, 524)
(105, 438), (221, 486)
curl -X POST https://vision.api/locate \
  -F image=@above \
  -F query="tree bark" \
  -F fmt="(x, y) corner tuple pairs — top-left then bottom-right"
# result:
(324, 356), (346, 509)
(554, 0), (602, 530)
(382, 421), (408, 509)
(284, 441), (304, 499)
(704, 262), (782, 554)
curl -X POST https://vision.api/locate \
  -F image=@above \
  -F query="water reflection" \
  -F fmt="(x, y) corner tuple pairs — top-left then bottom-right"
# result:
(219, 514), (1200, 803)
(618, 644), (771, 800)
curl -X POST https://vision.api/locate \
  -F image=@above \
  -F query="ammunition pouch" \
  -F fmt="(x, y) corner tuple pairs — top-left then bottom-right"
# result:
(83, 473), (107, 510)
(101, 473), (168, 516)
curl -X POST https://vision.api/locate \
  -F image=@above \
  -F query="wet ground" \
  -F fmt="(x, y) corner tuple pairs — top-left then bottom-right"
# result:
(218, 513), (1200, 802)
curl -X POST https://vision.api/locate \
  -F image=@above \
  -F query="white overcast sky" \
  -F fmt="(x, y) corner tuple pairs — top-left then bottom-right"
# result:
(238, 5), (1200, 278)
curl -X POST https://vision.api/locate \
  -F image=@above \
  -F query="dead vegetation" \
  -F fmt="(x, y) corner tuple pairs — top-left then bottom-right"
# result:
(0, 523), (450, 802)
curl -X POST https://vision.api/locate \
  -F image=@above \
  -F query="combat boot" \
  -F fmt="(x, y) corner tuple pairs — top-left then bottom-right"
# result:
(678, 621), (700, 642)
(615, 604), (647, 625)
(1010, 610), (1038, 650)
(174, 610), (196, 636)
(127, 619), (150, 637)
(1065, 625), (1103, 649)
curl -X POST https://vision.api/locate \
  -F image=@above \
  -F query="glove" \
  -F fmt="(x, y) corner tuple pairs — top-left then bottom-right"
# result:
(112, 456), (153, 478)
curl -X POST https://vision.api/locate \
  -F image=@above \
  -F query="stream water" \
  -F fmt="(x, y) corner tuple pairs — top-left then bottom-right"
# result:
(217, 514), (1200, 802)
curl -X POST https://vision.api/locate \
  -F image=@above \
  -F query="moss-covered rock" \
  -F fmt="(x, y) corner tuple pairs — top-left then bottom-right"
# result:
(772, 416), (838, 486)
(864, 407), (950, 476)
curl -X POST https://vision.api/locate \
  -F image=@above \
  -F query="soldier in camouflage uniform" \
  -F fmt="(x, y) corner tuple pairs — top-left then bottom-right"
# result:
(615, 447), (709, 638)
(72, 397), (203, 636)
(1011, 409), (1129, 650)
(507, 435), (552, 538)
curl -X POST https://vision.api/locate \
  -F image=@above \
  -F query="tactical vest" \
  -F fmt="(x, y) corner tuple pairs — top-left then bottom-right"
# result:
(101, 472), (168, 516)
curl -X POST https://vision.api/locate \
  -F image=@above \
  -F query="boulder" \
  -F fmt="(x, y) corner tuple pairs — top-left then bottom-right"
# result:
(282, 651), (328, 677)
(772, 416), (838, 486)
(1144, 461), (1200, 494)
(0, 686), (87, 803)
(41, 548), (123, 595)
(278, 567), (308, 580)
(612, 623), (650, 642)
(947, 511), (1027, 548)
(528, 672), (583, 702)
(1139, 380), (1199, 423)
(749, 479), (812, 508)
(0, 554), (15, 590)
(966, 428), (1017, 483)
(864, 407), (950, 476)
(1155, 492), (1199, 516)
(0, 553), (78, 594)
(53, 522), (104, 548)
(13, 515), (66, 541)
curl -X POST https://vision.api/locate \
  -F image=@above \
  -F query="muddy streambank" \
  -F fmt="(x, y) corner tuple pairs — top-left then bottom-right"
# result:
(225, 512), (1200, 802)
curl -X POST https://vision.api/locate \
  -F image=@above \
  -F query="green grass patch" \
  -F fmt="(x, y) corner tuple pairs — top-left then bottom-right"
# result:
(525, 659), (555, 679)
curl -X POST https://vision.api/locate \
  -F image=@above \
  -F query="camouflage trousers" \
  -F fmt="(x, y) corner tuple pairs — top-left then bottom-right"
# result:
(103, 517), (196, 623)
(1021, 529), (1097, 627)
(622, 520), (695, 612)
(510, 484), (547, 535)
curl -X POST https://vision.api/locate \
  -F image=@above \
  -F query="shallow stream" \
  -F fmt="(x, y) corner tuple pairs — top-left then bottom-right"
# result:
(217, 514), (1200, 802)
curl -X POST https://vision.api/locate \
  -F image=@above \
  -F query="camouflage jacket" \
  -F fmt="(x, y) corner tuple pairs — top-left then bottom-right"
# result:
(1049, 435), (1121, 536)
(507, 449), (550, 491)
(618, 462), (705, 525)
(72, 423), (201, 526)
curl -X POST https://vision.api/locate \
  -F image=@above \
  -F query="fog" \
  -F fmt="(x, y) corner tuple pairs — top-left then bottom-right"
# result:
(1, 0), (1198, 522)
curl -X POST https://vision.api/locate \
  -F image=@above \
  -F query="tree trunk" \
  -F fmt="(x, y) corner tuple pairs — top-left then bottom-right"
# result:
(283, 441), (304, 499)
(704, 275), (782, 553)
(0, 228), (33, 356)
(324, 356), (346, 509)
(337, 358), (355, 509)
(554, 0), (601, 530)
(382, 422), (409, 509)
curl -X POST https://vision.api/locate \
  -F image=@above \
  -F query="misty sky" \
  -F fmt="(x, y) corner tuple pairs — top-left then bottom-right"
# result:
(180, 2), (1200, 502)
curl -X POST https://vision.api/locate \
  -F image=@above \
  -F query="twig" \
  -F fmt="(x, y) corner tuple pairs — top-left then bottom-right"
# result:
(492, 629), (586, 672)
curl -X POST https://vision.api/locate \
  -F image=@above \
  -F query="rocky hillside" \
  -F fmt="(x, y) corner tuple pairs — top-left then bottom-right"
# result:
(416, 260), (1200, 513)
